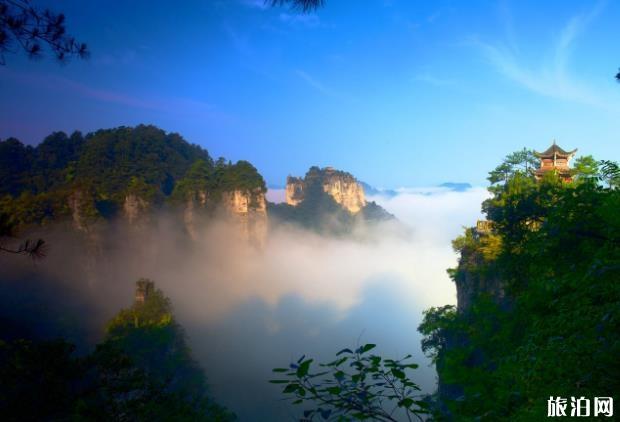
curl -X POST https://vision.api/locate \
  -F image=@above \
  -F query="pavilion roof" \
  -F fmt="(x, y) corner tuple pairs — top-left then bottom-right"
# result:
(534, 141), (577, 158)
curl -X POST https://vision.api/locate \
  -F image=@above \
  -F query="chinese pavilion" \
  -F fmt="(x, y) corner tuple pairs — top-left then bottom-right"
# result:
(534, 141), (577, 181)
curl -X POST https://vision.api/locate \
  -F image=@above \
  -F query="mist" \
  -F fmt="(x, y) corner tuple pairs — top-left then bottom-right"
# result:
(0, 186), (489, 420)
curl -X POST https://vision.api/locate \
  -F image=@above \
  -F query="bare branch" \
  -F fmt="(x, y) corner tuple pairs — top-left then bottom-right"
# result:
(0, 238), (47, 260)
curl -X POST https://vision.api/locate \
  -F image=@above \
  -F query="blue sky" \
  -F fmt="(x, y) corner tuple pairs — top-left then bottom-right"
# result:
(1, 0), (619, 187)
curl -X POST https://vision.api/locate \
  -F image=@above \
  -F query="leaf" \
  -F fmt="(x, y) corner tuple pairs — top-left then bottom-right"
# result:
(320, 409), (332, 420)
(296, 359), (313, 377)
(297, 355), (306, 364)
(269, 380), (289, 384)
(398, 398), (414, 408)
(272, 368), (288, 373)
(391, 368), (406, 379)
(334, 357), (348, 366)
(327, 386), (341, 395)
(337, 348), (353, 356)
(283, 383), (299, 394)
(360, 344), (376, 354)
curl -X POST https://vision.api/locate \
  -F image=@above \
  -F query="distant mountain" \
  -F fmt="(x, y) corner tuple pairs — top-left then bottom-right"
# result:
(438, 182), (472, 192)
(359, 181), (398, 198)
(269, 167), (393, 234)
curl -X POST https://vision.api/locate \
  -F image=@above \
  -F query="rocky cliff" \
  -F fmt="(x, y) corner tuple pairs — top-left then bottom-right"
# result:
(285, 166), (366, 213)
(452, 227), (506, 313)
(222, 189), (268, 248)
(123, 194), (151, 229)
(183, 190), (208, 241)
(285, 176), (305, 206)
(180, 188), (267, 247)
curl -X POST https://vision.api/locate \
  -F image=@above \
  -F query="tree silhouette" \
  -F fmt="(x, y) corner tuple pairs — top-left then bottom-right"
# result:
(0, 0), (88, 65)
(0, 212), (47, 260)
(270, 0), (325, 12)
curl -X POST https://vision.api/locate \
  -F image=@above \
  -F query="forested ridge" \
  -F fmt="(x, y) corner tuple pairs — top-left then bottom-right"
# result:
(0, 125), (265, 230)
(418, 153), (620, 420)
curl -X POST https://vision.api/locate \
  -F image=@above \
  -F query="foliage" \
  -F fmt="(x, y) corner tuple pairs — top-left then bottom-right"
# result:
(0, 125), (267, 229)
(419, 151), (620, 420)
(418, 306), (457, 363)
(0, 280), (235, 421)
(270, 0), (325, 12)
(487, 148), (537, 192)
(0, 204), (47, 260)
(270, 344), (428, 421)
(600, 160), (620, 189)
(571, 155), (599, 183)
(0, 338), (82, 419)
(0, 0), (88, 64)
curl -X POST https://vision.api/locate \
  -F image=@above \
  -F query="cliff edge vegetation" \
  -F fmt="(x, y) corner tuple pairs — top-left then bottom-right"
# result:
(0, 125), (265, 231)
(418, 150), (620, 420)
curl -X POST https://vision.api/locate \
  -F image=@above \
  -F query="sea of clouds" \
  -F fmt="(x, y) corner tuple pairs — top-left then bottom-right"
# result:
(0, 184), (490, 420)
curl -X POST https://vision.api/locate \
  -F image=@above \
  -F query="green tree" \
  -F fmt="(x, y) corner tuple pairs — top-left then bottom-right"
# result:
(0, 280), (235, 421)
(600, 160), (620, 189)
(571, 155), (599, 183)
(271, 344), (428, 421)
(487, 148), (538, 189)
(419, 150), (620, 420)
(101, 279), (235, 421)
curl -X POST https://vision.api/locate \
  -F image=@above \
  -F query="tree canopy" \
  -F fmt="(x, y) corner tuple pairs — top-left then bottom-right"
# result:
(0, 280), (235, 421)
(0, 0), (87, 64)
(419, 150), (620, 419)
(0, 125), (267, 230)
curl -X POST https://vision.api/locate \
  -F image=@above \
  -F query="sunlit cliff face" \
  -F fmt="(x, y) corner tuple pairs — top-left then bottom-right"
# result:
(285, 167), (367, 213)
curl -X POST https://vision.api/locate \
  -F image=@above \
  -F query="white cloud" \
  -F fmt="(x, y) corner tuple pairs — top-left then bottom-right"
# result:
(473, 1), (619, 111)
(413, 72), (456, 87)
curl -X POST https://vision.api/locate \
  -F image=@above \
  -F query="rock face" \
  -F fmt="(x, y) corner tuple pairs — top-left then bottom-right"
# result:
(66, 189), (102, 286)
(455, 265), (506, 312)
(135, 278), (155, 305)
(67, 190), (91, 233)
(454, 229), (507, 313)
(181, 188), (267, 247)
(285, 177), (305, 206)
(285, 166), (366, 213)
(222, 189), (268, 248)
(183, 191), (208, 241)
(123, 194), (150, 228)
